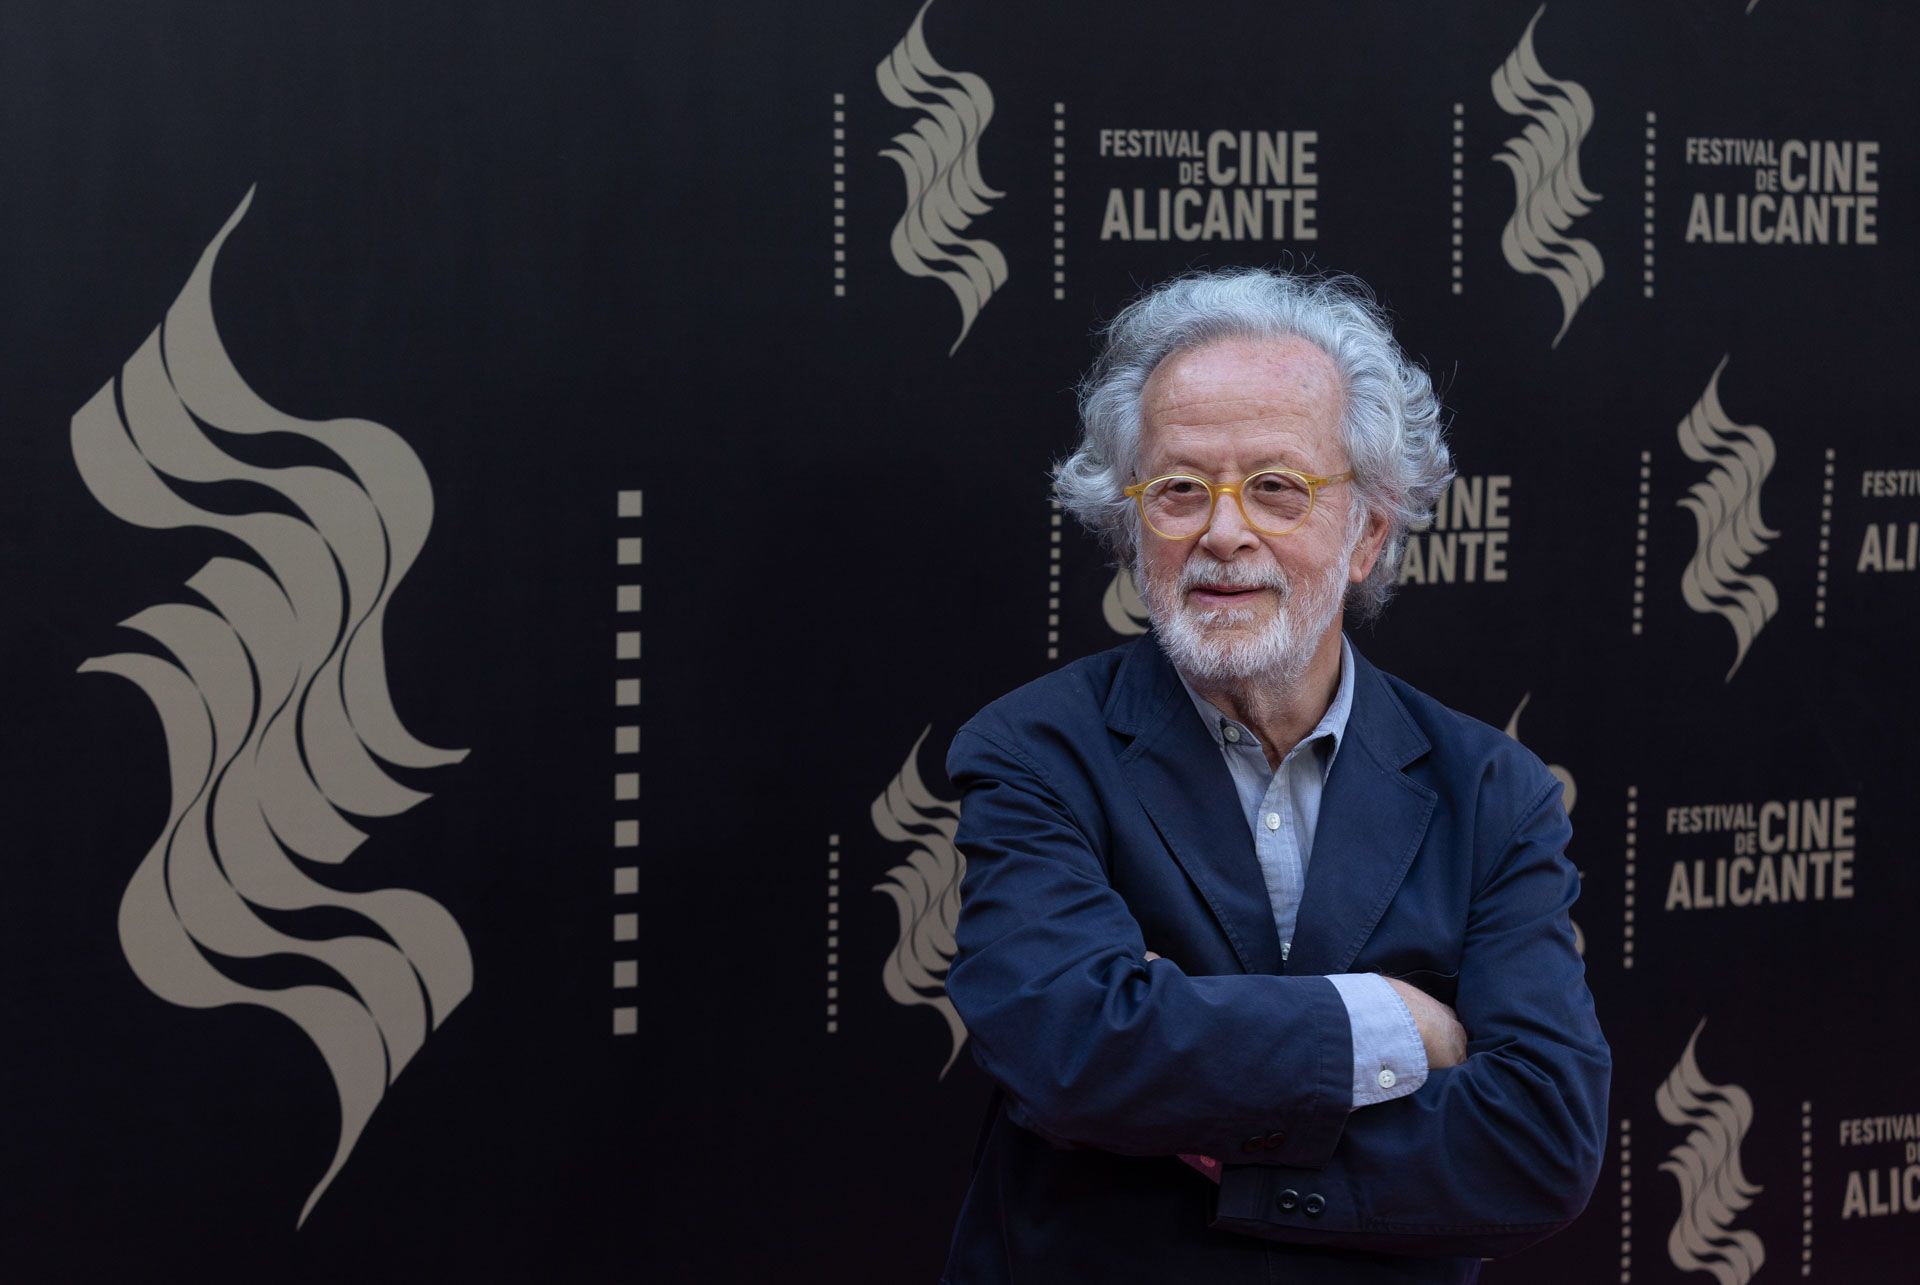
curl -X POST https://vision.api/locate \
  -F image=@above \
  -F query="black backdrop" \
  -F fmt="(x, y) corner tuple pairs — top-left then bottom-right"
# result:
(3, 2), (1916, 1280)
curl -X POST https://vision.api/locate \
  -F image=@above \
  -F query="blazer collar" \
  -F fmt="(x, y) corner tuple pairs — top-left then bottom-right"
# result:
(1287, 647), (1437, 975)
(1105, 635), (1435, 977)
(1107, 638), (1282, 974)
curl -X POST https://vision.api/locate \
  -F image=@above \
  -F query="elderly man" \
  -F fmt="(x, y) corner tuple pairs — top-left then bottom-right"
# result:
(941, 269), (1608, 1283)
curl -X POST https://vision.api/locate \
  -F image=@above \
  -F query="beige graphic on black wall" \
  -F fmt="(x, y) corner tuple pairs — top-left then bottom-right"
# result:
(71, 188), (470, 1227)
(1102, 567), (1149, 636)
(872, 726), (969, 1077)
(1503, 694), (1582, 955)
(1677, 356), (1778, 681)
(1658, 1019), (1766, 1285)
(876, 0), (1008, 355)
(1492, 5), (1604, 347)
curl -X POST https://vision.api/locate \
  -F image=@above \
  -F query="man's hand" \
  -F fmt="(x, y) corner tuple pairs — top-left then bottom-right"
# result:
(1383, 977), (1468, 1070)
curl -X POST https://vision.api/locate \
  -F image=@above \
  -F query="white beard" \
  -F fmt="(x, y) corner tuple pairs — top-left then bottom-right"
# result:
(1135, 544), (1350, 689)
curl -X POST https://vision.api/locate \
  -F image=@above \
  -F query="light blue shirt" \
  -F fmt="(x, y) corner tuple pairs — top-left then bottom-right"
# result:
(1178, 637), (1428, 1110)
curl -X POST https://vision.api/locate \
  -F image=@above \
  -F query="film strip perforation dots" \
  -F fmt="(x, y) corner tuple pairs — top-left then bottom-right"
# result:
(1053, 103), (1067, 300)
(1632, 451), (1650, 635)
(833, 93), (847, 298)
(1619, 1118), (1633, 1282)
(1451, 103), (1464, 295)
(1047, 500), (1062, 661)
(827, 834), (841, 1033)
(1801, 1099), (1814, 1275)
(613, 488), (644, 1037)
(1816, 449), (1835, 628)
(1052, 110), (1067, 278)
(1643, 112), (1657, 299)
(1622, 787), (1637, 970)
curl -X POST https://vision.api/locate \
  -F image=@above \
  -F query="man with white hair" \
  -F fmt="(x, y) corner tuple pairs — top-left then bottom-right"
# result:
(942, 269), (1608, 1283)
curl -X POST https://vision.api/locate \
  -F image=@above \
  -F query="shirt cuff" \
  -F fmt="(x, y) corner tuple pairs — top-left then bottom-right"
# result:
(1325, 972), (1429, 1109)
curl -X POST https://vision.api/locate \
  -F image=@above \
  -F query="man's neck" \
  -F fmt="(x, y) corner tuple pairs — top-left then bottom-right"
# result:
(1182, 623), (1346, 771)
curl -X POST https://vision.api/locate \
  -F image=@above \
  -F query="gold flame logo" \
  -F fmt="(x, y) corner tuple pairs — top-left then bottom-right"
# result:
(1657, 1019), (1766, 1285)
(1102, 567), (1150, 636)
(875, 0), (1008, 355)
(71, 188), (470, 1226)
(1677, 356), (1778, 682)
(1503, 693), (1581, 955)
(1492, 5), (1604, 347)
(871, 726), (969, 1076)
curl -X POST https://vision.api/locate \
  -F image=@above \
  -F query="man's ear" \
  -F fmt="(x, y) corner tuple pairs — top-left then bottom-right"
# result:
(1348, 506), (1392, 585)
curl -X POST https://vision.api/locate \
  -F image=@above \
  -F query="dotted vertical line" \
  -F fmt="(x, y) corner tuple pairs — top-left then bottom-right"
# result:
(1622, 787), (1637, 970)
(1619, 1118), (1633, 1282)
(833, 93), (847, 298)
(1633, 450), (1651, 636)
(1047, 500), (1063, 661)
(1816, 449), (1835, 628)
(1052, 103), (1067, 301)
(1801, 1100), (1814, 1275)
(1052, 109), (1067, 294)
(1451, 104), (1464, 295)
(613, 489), (643, 1037)
(1643, 112), (1657, 298)
(826, 834), (841, 1033)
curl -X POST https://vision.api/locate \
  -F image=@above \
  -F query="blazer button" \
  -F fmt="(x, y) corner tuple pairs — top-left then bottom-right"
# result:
(1242, 1135), (1264, 1153)
(1264, 1130), (1286, 1149)
(1303, 1193), (1325, 1216)
(1277, 1188), (1300, 1212)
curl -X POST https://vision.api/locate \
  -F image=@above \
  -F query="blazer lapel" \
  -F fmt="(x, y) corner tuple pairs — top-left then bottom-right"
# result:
(1107, 639), (1283, 975)
(1286, 649), (1438, 976)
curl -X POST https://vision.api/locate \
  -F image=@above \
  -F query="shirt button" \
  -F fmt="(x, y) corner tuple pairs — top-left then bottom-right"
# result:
(1265, 812), (1281, 831)
(1377, 1067), (1397, 1089)
(1223, 725), (1241, 743)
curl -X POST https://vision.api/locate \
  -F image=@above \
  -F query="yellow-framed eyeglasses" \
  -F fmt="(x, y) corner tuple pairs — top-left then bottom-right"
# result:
(1122, 468), (1354, 540)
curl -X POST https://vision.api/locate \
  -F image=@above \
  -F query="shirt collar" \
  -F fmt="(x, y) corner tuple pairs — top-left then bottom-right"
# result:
(1177, 635), (1355, 773)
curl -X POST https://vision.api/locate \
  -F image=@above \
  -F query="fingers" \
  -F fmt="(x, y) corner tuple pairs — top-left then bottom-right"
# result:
(1427, 1010), (1469, 1069)
(1383, 976), (1469, 1069)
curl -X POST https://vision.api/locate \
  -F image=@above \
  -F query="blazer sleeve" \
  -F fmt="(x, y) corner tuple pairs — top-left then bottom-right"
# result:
(1212, 769), (1612, 1258)
(944, 721), (1359, 1172)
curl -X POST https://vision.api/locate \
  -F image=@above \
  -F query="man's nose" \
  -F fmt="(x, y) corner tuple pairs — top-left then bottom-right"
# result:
(1198, 489), (1259, 559)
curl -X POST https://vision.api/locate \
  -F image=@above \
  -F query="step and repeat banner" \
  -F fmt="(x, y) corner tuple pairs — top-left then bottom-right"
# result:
(2, 1), (1914, 1280)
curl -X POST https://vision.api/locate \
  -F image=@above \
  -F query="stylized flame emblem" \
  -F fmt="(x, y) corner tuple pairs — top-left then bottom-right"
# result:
(1102, 567), (1150, 636)
(876, 0), (1008, 355)
(871, 726), (969, 1077)
(1503, 693), (1581, 954)
(1657, 1019), (1766, 1285)
(71, 187), (470, 1226)
(1677, 356), (1778, 682)
(1491, 4), (1604, 348)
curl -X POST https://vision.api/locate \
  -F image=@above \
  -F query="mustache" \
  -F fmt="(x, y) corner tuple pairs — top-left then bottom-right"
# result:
(1176, 556), (1289, 595)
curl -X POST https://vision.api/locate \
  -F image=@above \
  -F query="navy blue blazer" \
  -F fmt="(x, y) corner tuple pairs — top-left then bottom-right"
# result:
(942, 637), (1609, 1284)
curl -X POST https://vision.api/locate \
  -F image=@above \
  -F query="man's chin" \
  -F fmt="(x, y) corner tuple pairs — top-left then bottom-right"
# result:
(1183, 607), (1266, 631)
(1160, 616), (1293, 677)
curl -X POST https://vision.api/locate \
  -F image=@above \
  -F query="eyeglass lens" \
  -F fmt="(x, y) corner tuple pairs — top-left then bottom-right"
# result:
(1140, 472), (1314, 537)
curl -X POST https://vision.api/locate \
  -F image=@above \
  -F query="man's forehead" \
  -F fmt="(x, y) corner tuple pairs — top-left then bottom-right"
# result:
(1143, 336), (1339, 413)
(1140, 336), (1343, 454)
